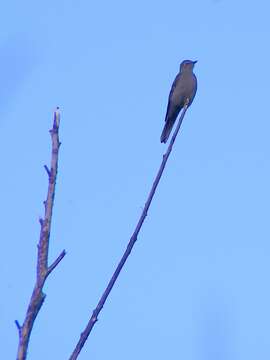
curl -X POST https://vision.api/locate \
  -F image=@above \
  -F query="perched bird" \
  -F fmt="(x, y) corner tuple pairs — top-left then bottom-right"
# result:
(160, 60), (197, 143)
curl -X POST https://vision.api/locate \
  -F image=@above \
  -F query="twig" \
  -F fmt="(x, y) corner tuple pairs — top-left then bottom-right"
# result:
(69, 103), (190, 359)
(16, 108), (66, 360)
(15, 320), (21, 332)
(46, 250), (66, 279)
(44, 165), (51, 177)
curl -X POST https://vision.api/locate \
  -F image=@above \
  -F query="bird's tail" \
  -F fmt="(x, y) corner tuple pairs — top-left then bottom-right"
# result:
(160, 120), (175, 143)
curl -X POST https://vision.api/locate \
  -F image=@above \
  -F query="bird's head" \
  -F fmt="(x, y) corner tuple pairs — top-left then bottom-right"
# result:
(180, 60), (197, 72)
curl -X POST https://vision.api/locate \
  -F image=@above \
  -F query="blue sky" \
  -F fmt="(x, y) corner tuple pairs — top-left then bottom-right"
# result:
(1, 0), (270, 359)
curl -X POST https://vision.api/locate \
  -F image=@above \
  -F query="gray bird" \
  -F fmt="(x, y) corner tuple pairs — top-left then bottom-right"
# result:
(160, 60), (197, 143)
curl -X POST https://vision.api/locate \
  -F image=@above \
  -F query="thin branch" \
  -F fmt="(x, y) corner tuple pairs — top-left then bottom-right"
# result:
(16, 108), (66, 360)
(15, 320), (21, 333)
(46, 250), (66, 279)
(69, 103), (190, 360)
(44, 165), (51, 177)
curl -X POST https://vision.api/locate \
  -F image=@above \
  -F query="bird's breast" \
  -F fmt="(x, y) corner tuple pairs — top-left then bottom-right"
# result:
(171, 73), (197, 105)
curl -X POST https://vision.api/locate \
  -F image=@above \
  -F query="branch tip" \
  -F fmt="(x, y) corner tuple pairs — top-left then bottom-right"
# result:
(53, 108), (61, 128)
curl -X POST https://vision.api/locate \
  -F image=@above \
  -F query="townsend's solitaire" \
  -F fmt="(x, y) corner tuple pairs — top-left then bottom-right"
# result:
(160, 60), (197, 143)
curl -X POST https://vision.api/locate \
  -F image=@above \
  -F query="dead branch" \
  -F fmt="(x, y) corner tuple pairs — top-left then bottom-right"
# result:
(69, 103), (190, 359)
(16, 108), (66, 360)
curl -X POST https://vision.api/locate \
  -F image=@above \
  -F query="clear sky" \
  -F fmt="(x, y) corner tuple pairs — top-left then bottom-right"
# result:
(1, 0), (270, 359)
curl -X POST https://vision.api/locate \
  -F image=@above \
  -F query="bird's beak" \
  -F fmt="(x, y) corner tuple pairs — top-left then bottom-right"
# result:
(192, 60), (198, 64)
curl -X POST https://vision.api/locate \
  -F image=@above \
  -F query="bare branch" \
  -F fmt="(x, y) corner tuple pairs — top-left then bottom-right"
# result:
(44, 165), (51, 177)
(46, 250), (66, 279)
(15, 320), (21, 333)
(69, 104), (190, 359)
(16, 108), (65, 360)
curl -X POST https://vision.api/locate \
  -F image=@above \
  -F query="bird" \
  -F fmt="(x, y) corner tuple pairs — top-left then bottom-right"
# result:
(160, 60), (197, 143)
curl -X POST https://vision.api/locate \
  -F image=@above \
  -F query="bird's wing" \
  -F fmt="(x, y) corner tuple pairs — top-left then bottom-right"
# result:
(164, 73), (181, 122)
